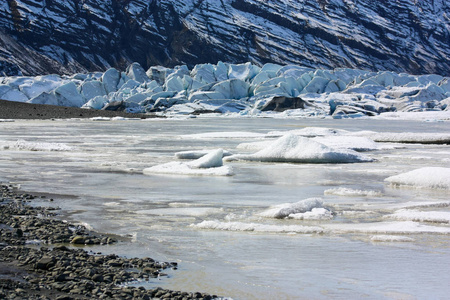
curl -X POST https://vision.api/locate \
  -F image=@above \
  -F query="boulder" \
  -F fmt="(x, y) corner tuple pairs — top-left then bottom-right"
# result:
(261, 96), (309, 112)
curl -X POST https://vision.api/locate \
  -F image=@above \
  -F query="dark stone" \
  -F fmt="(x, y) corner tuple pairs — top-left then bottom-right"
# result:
(261, 96), (310, 112)
(36, 256), (56, 270)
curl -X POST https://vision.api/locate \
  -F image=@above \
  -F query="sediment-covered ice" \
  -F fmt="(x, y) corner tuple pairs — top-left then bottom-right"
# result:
(191, 220), (324, 234)
(324, 187), (382, 197)
(258, 198), (326, 219)
(0, 139), (72, 151)
(385, 209), (450, 224)
(225, 134), (374, 163)
(143, 149), (234, 176)
(385, 167), (450, 189)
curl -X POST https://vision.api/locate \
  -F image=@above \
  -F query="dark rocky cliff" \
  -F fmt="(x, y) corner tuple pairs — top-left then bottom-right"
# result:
(0, 0), (449, 76)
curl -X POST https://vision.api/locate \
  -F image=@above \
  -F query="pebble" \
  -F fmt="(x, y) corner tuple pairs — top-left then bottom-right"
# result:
(0, 183), (220, 300)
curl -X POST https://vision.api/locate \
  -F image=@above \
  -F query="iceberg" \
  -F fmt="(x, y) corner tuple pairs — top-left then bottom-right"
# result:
(225, 134), (374, 163)
(385, 167), (450, 189)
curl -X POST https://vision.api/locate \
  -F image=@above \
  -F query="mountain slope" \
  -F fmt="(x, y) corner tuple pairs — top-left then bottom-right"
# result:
(0, 0), (449, 76)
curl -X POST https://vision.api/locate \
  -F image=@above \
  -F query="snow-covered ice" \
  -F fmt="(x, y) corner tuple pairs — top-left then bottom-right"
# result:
(143, 149), (234, 176)
(225, 134), (374, 163)
(191, 220), (324, 234)
(385, 167), (450, 189)
(258, 198), (325, 219)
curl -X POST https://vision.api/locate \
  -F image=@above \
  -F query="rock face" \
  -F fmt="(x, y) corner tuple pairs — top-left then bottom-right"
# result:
(0, 0), (449, 76)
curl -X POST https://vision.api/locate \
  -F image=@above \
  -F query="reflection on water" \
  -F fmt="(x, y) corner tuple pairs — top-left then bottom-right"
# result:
(1, 117), (450, 299)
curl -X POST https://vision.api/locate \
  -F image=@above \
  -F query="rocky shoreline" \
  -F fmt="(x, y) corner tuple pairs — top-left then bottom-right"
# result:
(0, 183), (219, 300)
(0, 100), (153, 120)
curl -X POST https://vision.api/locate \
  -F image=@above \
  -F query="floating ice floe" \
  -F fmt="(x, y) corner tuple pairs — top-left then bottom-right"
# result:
(0, 139), (72, 151)
(370, 235), (415, 242)
(289, 208), (333, 220)
(191, 220), (324, 234)
(385, 209), (450, 224)
(349, 131), (450, 144)
(385, 167), (450, 189)
(143, 149), (234, 176)
(225, 134), (374, 163)
(324, 187), (382, 197)
(180, 131), (265, 139)
(258, 198), (327, 219)
(323, 221), (450, 234)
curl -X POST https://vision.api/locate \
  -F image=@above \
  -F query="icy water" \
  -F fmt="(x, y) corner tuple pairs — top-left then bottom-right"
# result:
(1, 117), (450, 299)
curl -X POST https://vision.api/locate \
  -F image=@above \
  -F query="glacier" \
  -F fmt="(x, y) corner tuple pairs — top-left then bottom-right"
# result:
(1, 62), (449, 119)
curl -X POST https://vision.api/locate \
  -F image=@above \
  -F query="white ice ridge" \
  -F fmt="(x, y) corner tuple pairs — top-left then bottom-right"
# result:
(143, 149), (234, 176)
(191, 220), (324, 234)
(258, 198), (330, 219)
(0, 139), (72, 151)
(385, 209), (450, 224)
(225, 134), (374, 164)
(324, 187), (382, 197)
(385, 167), (450, 189)
(2, 62), (449, 119)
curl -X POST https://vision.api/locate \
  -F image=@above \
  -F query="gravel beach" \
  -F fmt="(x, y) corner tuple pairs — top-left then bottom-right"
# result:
(0, 184), (218, 300)
(0, 99), (151, 120)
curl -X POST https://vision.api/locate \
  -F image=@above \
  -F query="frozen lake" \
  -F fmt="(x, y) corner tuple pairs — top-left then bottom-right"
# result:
(1, 116), (449, 299)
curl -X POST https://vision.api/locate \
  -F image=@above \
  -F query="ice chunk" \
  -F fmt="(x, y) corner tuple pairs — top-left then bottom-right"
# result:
(385, 167), (450, 189)
(289, 208), (333, 220)
(80, 80), (106, 101)
(258, 198), (324, 219)
(0, 85), (29, 102)
(55, 81), (85, 107)
(82, 95), (107, 110)
(126, 62), (150, 83)
(1, 139), (72, 151)
(225, 134), (374, 163)
(324, 187), (382, 197)
(211, 79), (250, 99)
(101, 68), (121, 94)
(175, 149), (232, 159)
(186, 149), (224, 168)
(143, 149), (233, 176)
(28, 91), (58, 106)
(228, 62), (260, 81)
(191, 220), (323, 233)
